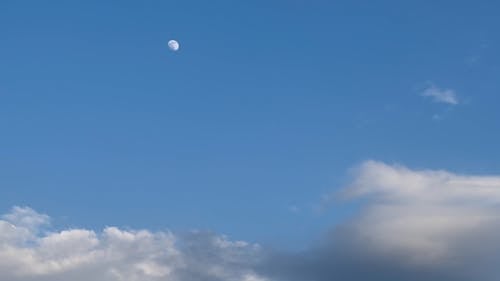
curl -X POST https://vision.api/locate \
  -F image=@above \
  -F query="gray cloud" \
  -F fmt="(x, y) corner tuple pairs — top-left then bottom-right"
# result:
(2, 161), (500, 280)
(259, 161), (500, 281)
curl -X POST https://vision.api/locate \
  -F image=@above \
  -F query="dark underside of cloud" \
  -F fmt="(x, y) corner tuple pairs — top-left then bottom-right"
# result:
(258, 226), (500, 281)
(256, 161), (500, 281)
(2, 161), (500, 281)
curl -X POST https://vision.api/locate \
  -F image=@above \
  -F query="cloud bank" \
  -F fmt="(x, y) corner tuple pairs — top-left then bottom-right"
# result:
(0, 207), (266, 281)
(3, 161), (500, 280)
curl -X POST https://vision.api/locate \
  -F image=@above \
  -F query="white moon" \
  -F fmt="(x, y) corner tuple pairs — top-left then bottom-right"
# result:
(168, 40), (180, 51)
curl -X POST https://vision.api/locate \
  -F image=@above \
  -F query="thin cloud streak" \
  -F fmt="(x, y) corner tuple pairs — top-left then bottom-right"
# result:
(421, 85), (459, 105)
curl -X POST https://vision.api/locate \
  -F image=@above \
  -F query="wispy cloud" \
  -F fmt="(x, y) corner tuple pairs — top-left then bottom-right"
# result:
(288, 205), (300, 214)
(421, 85), (459, 105)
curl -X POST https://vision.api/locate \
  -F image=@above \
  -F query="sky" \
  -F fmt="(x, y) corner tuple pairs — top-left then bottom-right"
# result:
(2, 1), (500, 280)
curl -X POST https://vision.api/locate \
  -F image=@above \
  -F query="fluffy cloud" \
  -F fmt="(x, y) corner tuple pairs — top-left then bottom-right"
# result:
(421, 85), (459, 105)
(3, 161), (500, 281)
(342, 161), (500, 261)
(0, 207), (266, 281)
(260, 161), (500, 281)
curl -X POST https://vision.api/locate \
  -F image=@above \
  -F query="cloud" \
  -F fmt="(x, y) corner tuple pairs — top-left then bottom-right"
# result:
(421, 85), (459, 105)
(0, 207), (267, 281)
(260, 161), (500, 281)
(288, 205), (300, 214)
(3, 161), (500, 280)
(341, 161), (500, 261)
(2, 206), (50, 230)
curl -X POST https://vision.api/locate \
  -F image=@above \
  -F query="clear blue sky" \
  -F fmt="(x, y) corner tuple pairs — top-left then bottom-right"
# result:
(1, 0), (500, 247)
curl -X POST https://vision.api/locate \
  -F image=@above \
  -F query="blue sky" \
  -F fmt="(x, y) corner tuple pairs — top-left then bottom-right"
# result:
(2, 0), (500, 258)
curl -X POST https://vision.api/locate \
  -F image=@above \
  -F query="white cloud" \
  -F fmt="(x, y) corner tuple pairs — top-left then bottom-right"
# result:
(421, 85), (459, 105)
(4, 162), (500, 281)
(0, 207), (266, 281)
(340, 160), (500, 263)
(2, 206), (50, 230)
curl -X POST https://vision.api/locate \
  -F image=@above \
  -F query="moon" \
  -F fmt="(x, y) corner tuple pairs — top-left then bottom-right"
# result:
(168, 40), (180, 51)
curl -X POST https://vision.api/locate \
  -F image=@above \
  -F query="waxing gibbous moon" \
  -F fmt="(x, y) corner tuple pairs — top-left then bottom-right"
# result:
(168, 40), (180, 51)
